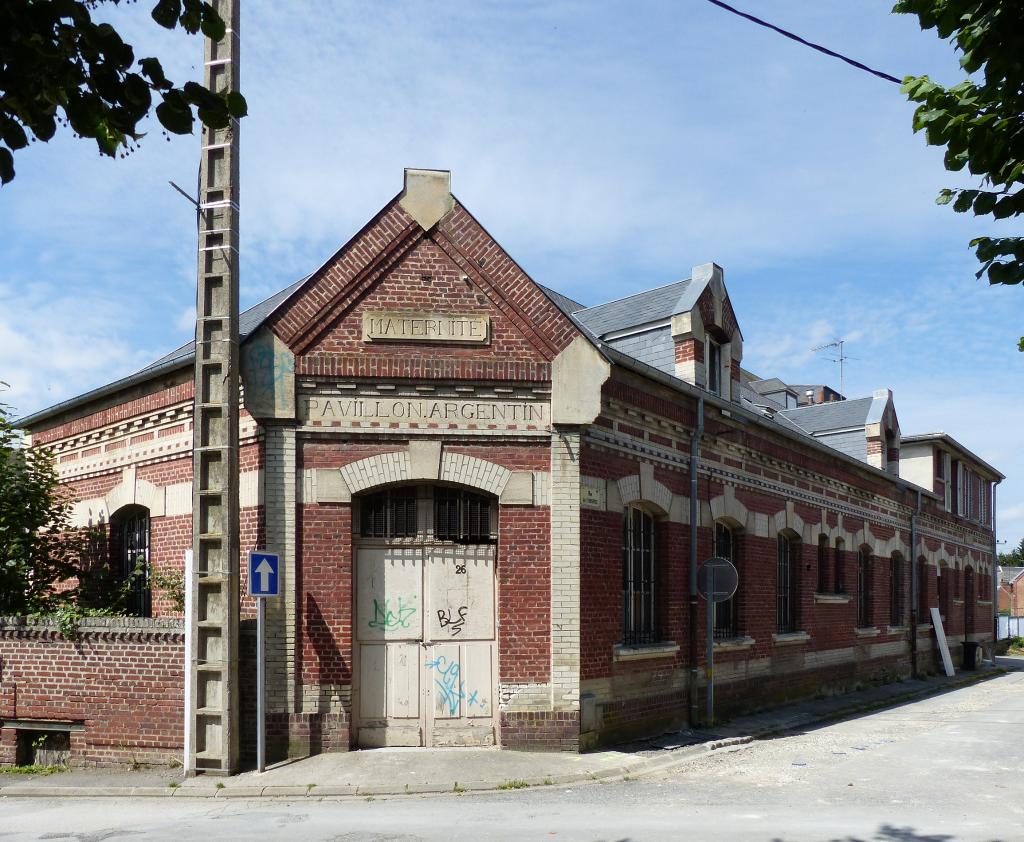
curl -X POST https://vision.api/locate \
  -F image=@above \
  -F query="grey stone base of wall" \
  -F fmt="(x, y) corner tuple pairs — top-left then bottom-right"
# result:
(585, 655), (945, 749)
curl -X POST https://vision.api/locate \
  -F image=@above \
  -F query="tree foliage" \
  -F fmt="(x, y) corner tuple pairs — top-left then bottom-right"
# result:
(998, 537), (1024, 567)
(0, 0), (247, 185)
(894, 1), (1024, 332)
(0, 394), (119, 617)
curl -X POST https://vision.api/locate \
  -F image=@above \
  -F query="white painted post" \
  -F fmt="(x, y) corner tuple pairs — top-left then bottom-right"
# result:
(183, 548), (194, 776)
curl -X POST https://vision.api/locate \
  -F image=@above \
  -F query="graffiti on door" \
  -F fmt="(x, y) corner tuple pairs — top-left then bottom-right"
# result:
(367, 596), (417, 631)
(425, 655), (486, 716)
(436, 605), (468, 636)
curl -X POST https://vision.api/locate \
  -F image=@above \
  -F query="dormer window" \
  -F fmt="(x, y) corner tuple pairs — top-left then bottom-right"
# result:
(707, 338), (721, 395)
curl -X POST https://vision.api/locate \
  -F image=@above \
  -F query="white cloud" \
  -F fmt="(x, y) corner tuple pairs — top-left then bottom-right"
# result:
(0, 282), (156, 419)
(175, 306), (197, 334)
(0, 1), (1019, 544)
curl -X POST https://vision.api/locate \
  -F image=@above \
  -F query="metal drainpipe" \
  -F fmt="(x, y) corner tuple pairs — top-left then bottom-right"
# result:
(992, 483), (999, 649)
(688, 396), (704, 726)
(910, 489), (921, 679)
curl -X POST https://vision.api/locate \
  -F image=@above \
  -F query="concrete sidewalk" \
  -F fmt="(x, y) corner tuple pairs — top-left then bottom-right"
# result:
(1, 660), (1013, 800)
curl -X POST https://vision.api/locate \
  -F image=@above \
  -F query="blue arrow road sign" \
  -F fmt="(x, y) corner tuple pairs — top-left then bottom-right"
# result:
(248, 551), (280, 597)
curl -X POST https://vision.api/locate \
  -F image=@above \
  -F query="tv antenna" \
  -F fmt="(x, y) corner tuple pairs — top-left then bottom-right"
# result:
(811, 339), (853, 398)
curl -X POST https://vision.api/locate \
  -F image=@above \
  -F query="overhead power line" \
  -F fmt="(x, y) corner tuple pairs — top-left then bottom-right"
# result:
(704, 0), (903, 85)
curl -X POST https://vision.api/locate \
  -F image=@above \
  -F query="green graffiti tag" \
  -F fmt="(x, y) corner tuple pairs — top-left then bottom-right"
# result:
(368, 596), (417, 631)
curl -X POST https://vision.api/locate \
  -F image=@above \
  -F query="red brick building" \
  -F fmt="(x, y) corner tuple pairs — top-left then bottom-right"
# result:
(1, 169), (1001, 766)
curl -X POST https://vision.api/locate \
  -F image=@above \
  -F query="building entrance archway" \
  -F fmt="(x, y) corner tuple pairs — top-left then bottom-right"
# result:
(353, 484), (498, 748)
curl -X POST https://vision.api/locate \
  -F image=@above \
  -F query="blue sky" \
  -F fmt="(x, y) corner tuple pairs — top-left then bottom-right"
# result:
(1, 1), (1021, 546)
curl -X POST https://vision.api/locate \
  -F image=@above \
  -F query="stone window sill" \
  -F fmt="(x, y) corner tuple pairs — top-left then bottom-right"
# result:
(772, 631), (810, 646)
(814, 592), (850, 604)
(978, 600), (993, 606)
(953, 599), (964, 605)
(854, 626), (881, 638)
(916, 623), (933, 632)
(613, 641), (680, 662)
(713, 636), (755, 653)
(886, 625), (908, 634)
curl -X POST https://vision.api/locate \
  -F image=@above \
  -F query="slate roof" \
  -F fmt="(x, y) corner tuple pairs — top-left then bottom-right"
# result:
(778, 397), (874, 434)
(749, 378), (794, 396)
(17, 278), (307, 429)
(145, 278), (307, 372)
(537, 284), (585, 318)
(1000, 566), (1024, 585)
(572, 279), (694, 337)
(604, 326), (675, 374)
(740, 384), (787, 414)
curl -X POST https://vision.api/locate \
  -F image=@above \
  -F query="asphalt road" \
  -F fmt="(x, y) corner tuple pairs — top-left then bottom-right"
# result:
(2, 668), (1022, 842)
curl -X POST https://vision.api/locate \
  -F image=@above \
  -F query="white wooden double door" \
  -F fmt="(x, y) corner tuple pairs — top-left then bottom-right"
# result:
(355, 544), (497, 747)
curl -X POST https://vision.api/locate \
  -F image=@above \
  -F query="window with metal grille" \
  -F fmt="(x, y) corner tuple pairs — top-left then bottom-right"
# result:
(917, 558), (929, 619)
(117, 508), (150, 618)
(857, 547), (871, 627)
(890, 554), (904, 626)
(776, 534), (798, 634)
(834, 538), (845, 593)
(938, 563), (951, 619)
(434, 487), (494, 543)
(817, 535), (829, 593)
(359, 488), (418, 538)
(713, 522), (738, 639)
(623, 507), (657, 644)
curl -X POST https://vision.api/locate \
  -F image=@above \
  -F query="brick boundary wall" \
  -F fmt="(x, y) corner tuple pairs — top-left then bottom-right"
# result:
(0, 616), (184, 768)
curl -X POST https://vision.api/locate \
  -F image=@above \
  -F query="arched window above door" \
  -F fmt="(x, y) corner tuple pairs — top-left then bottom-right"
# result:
(356, 484), (495, 544)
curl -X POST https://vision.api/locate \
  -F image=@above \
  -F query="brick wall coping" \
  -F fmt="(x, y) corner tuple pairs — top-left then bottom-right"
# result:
(0, 616), (184, 634)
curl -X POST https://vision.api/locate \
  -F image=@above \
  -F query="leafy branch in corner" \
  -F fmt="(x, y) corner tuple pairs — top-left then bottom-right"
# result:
(894, 1), (1024, 347)
(0, 0), (247, 184)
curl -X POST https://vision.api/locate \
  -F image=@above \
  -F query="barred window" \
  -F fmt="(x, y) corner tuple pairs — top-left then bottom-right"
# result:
(918, 558), (929, 620)
(623, 507), (657, 645)
(434, 487), (493, 543)
(890, 553), (904, 627)
(359, 488), (418, 538)
(707, 339), (722, 395)
(857, 547), (872, 627)
(776, 534), (799, 634)
(114, 507), (150, 618)
(713, 522), (738, 639)
(817, 535), (829, 593)
(938, 563), (952, 619)
(834, 538), (846, 593)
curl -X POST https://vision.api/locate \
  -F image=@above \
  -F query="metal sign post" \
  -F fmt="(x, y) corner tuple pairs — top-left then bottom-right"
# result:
(697, 557), (739, 728)
(248, 551), (280, 773)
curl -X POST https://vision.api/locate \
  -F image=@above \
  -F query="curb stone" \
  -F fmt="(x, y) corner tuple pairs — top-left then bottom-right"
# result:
(215, 786), (264, 798)
(309, 784), (358, 797)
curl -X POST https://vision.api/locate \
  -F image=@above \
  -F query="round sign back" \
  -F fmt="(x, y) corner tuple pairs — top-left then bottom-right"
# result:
(697, 557), (739, 603)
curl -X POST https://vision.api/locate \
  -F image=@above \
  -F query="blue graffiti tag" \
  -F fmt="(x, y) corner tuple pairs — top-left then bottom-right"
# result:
(425, 655), (486, 717)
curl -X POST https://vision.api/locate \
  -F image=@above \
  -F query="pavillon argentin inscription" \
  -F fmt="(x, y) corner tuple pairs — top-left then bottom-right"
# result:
(302, 397), (548, 425)
(362, 311), (490, 344)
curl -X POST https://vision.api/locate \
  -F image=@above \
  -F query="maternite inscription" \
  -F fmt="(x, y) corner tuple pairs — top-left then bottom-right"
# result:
(362, 311), (490, 344)
(301, 396), (549, 425)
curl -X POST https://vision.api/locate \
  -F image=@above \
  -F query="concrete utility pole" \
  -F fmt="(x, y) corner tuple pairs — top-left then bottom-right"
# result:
(186, 0), (241, 775)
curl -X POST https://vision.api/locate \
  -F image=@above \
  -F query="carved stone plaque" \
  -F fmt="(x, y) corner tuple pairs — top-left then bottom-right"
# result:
(363, 311), (490, 344)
